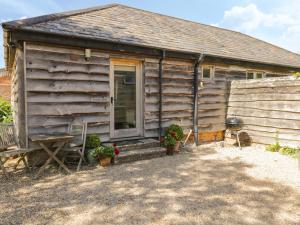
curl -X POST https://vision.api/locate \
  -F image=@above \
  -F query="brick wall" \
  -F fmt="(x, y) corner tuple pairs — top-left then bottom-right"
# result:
(0, 76), (11, 101)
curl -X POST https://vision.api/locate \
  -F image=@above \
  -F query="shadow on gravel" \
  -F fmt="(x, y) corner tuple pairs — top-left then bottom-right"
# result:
(1, 147), (299, 225)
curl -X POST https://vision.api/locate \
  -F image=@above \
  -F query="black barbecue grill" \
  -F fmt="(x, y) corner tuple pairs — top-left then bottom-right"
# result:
(225, 117), (243, 131)
(226, 116), (243, 149)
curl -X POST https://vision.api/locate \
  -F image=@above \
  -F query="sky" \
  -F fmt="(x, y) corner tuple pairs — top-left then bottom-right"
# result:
(1, 0), (300, 68)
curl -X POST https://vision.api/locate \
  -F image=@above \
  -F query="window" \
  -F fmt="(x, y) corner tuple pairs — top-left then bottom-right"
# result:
(247, 71), (265, 79)
(256, 73), (263, 79)
(202, 66), (214, 79)
(247, 72), (254, 79)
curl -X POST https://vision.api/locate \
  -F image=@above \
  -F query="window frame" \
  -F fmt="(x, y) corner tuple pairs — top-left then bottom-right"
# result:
(246, 71), (266, 80)
(202, 66), (215, 80)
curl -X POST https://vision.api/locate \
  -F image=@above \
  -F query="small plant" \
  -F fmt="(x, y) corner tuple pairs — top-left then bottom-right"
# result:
(266, 142), (281, 152)
(294, 72), (300, 78)
(0, 98), (12, 123)
(279, 146), (299, 158)
(165, 124), (184, 141)
(163, 133), (177, 147)
(91, 145), (115, 160)
(266, 130), (280, 152)
(86, 134), (101, 149)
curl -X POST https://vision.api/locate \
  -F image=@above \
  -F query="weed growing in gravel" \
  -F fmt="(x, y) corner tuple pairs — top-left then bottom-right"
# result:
(266, 144), (299, 159)
(266, 143), (281, 152)
(279, 146), (299, 158)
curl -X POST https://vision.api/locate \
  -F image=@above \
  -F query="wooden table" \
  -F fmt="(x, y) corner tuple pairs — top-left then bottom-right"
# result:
(30, 134), (74, 178)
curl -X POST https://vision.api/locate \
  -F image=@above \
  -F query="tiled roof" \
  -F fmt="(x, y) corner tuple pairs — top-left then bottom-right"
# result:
(3, 4), (300, 68)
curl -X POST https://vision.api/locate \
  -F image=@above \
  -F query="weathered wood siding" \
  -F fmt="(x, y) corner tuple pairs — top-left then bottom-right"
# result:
(227, 77), (300, 147)
(25, 43), (111, 143)
(144, 59), (195, 137)
(10, 48), (26, 147)
(21, 42), (292, 145)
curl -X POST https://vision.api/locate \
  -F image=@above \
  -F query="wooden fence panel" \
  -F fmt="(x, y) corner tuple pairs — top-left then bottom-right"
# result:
(227, 77), (300, 147)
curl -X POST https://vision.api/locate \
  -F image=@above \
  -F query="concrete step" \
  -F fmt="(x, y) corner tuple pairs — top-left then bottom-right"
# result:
(115, 138), (160, 151)
(115, 147), (167, 164)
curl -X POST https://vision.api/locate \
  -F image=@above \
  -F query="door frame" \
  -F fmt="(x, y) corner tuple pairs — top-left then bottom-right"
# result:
(109, 58), (143, 139)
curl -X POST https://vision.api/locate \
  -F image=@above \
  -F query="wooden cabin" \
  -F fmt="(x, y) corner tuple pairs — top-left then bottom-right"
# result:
(2, 4), (300, 148)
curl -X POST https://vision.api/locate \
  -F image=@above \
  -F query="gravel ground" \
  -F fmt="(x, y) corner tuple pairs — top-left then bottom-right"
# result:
(0, 146), (300, 225)
(215, 145), (300, 189)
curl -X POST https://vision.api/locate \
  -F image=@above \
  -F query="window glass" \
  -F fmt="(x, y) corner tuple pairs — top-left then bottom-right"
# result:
(256, 73), (263, 79)
(247, 72), (254, 79)
(114, 65), (136, 130)
(203, 68), (211, 79)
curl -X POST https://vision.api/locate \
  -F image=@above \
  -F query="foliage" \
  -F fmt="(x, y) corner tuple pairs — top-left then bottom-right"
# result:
(0, 98), (12, 123)
(294, 72), (300, 78)
(279, 146), (299, 158)
(165, 124), (184, 141)
(86, 134), (101, 149)
(266, 142), (281, 152)
(91, 145), (115, 159)
(266, 130), (280, 152)
(163, 134), (177, 147)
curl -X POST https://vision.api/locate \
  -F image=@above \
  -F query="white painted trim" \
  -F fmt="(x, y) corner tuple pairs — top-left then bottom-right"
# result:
(109, 59), (143, 139)
(201, 65), (215, 80)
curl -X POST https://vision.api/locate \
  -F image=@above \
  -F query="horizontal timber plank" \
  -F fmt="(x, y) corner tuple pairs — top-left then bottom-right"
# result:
(234, 116), (300, 130)
(27, 69), (109, 82)
(26, 49), (109, 65)
(229, 86), (300, 95)
(241, 129), (300, 142)
(27, 59), (109, 74)
(231, 78), (300, 89)
(28, 114), (110, 127)
(28, 103), (109, 116)
(26, 43), (109, 58)
(27, 80), (109, 93)
(228, 101), (300, 112)
(27, 93), (109, 103)
(228, 107), (300, 120)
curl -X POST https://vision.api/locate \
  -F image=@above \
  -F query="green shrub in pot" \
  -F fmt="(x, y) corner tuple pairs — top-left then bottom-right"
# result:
(166, 124), (184, 141)
(85, 134), (101, 165)
(163, 133), (177, 155)
(86, 134), (101, 149)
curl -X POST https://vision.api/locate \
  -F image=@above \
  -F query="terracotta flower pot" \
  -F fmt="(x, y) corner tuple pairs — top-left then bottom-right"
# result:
(166, 146), (175, 155)
(174, 141), (180, 153)
(99, 157), (112, 167)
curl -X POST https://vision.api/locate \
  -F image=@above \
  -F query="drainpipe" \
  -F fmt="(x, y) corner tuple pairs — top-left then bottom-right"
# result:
(193, 54), (205, 146)
(159, 50), (166, 141)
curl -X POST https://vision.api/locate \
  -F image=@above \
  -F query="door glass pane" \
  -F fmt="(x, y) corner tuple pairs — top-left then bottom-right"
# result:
(114, 65), (136, 130)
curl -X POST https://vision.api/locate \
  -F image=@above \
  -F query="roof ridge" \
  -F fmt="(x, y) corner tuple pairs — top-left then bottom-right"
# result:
(2, 3), (120, 29)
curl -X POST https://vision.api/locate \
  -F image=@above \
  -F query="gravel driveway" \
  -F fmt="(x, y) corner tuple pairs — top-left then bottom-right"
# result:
(1, 146), (299, 225)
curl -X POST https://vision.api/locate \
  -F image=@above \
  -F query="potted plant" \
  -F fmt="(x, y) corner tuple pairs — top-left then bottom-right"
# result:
(91, 145), (115, 167)
(165, 124), (184, 152)
(163, 133), (177, 155)
(85, 134), (101, 165)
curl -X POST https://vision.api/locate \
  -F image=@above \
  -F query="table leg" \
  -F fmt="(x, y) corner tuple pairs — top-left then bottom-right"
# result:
(41, 142), (71, 174)
(0, 157), (9, 178)
(34, 142), (66, 179)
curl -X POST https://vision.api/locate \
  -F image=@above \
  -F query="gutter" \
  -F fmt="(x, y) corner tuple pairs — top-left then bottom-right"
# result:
(158, 50), (166, 142)
(193, 54), (205, 146)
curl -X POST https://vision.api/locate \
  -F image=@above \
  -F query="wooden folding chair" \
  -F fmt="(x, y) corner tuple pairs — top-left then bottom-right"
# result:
(0, 123), (35, 178)
(61, 122), (87, 171)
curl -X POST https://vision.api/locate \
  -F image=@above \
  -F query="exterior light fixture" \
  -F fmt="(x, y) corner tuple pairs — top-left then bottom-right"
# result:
(85, 49), (91, 61)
